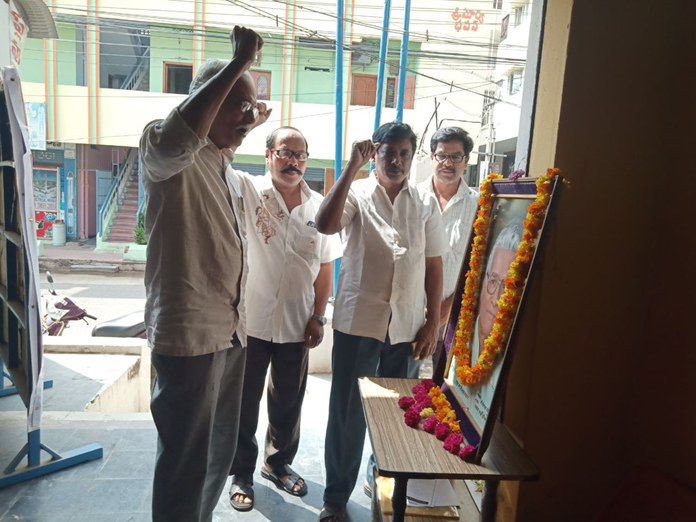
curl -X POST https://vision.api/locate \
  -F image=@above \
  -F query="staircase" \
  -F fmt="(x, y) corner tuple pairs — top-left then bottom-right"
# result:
(105, 169), (139, 243)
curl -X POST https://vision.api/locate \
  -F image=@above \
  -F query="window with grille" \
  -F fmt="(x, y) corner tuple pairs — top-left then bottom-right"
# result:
(250, 71), (271, 101)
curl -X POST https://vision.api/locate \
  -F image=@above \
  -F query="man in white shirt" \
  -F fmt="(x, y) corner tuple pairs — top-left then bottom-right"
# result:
(315, 122), (448, 522)
(417, 127), (479, 372)
(141, 27), (263, 522)
(225, 127), (342, 512)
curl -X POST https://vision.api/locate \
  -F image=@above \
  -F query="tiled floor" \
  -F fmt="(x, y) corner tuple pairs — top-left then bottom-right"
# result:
(0, 374), (373, 522)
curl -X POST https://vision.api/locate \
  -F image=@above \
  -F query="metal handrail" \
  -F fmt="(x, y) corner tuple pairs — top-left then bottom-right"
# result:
(97, 149), (133, 236)
(121, 48), (150, 91)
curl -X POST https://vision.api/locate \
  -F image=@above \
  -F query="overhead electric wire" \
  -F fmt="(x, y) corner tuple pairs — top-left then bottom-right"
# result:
(34, 4), (526, 108)
(223, 0), (521, 106)
(53, 2), (529, 52)
(45, 84), (480, 144)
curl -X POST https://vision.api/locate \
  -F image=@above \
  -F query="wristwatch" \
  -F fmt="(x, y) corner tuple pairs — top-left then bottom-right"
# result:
(311, 314), (327, 326)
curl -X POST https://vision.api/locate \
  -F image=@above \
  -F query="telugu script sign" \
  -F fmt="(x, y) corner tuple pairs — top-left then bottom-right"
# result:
(451, 8), (485, 32)
(9, 1), (28, 66)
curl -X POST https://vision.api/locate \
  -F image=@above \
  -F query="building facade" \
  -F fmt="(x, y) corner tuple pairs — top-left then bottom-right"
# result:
(17, 0), (501, 243)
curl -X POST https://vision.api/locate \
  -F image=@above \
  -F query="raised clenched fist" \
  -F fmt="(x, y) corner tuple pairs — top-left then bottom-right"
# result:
(230, 26), (263, 67)
(348, 139), (379, 169)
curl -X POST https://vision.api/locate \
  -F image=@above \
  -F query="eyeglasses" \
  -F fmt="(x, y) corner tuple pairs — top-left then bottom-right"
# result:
(233, 98), (259, 119)
(485, 272), (506, 300)
(377, 147), (413, 161)
(270, 149), (309, 161)
(434, 153), (466, 164)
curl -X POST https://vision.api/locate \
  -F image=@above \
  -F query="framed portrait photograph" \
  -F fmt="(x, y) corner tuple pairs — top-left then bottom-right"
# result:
(435, 175), (562, 463)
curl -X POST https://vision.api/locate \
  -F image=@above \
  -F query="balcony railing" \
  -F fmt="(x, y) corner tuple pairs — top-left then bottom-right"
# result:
(121, 49), (150, 91)
(97, 149), (135, 237)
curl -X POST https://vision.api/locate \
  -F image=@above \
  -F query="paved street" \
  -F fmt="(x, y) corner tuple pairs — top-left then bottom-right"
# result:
(41, 272), (146, 339)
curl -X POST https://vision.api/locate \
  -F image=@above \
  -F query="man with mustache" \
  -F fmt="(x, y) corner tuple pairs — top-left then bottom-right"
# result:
(466, 220), (521, 427)
(417, 127), (479, 368)
(225, 126), (342, 512)
(140, 26), (263, 522)
(315, 122), (448, 522)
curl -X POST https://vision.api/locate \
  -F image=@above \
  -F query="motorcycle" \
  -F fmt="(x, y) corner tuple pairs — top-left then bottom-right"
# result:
(42, 271), (146, 339)
(42, 271), (97, 336)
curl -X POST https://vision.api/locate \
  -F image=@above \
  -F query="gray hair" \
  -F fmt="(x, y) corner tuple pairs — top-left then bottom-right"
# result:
(486, 220), (523, 276)
(189, 58), (230, 94)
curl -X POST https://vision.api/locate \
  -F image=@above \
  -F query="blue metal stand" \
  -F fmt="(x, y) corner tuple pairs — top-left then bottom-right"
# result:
(0, 370), (53, 398)
(0, 429), (103, 488)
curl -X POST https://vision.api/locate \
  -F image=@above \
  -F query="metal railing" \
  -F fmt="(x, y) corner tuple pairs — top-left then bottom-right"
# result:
(121, 49), (150, 91)
(97, 150), (134, 237)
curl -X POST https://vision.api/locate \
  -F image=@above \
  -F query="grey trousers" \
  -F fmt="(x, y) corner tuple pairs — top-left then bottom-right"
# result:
(151, 341), (246, 522)
(230, 336), (309, 477)
(323, 330), (421, 508)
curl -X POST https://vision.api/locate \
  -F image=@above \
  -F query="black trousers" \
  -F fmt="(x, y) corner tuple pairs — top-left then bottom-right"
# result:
(230, 336), (309, 477)
(151, 341), (246, 522)
(323, 330), (421, 508)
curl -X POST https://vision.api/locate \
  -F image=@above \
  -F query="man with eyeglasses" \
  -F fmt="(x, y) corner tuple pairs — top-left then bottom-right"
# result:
(224, 126), (342, 512)
(315, 122), (447, 522)
(466, 220), (522, 427)
(417, 127), (479, 370)
(139, 26), (268, 522)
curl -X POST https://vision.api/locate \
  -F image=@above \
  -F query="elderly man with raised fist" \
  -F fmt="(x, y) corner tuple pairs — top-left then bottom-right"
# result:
(139, 25), (264, 522)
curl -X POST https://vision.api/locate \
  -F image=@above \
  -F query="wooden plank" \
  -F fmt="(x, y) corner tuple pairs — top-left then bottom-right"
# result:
(0, 283), (26, 327)
(360, 378), (539, 481)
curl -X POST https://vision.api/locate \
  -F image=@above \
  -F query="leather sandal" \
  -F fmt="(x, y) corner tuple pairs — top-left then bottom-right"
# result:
(229, 474), (254, 512)
(318, 502), (346, 522)
(261, 463), (308, 497)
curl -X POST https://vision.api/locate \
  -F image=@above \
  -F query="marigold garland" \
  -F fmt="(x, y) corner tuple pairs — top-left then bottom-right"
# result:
(452, 169), (561, 386)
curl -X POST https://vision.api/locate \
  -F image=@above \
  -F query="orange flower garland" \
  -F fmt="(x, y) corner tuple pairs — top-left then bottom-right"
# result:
(429, 385), (461, 434)
(453, 169), (561, 386)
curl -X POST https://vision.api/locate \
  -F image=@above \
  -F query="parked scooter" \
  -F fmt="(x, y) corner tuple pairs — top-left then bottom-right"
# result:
(42, 271), (147, 339)
(42, 271), (97, 336)
(91, 311), (147, 339)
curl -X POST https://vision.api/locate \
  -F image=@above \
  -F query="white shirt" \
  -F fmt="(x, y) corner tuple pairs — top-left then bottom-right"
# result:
(333, 176), (449, 344)
(418, 175), (479, 300)
(226, 170), (343, 344)
(140, 108), (243, 356)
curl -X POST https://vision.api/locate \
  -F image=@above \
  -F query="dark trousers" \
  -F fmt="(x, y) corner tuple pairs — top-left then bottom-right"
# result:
(151, 341), (246, 522)
(323, 330), (421, 508)
(230, 336), (309, 478)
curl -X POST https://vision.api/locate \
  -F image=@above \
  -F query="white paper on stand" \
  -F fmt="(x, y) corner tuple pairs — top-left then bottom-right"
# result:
(406, 479), (460, 508)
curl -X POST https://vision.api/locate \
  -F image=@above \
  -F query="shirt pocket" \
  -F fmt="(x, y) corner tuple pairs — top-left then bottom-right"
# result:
(407, 218), (426, 253)
(294, 226), (320, 262)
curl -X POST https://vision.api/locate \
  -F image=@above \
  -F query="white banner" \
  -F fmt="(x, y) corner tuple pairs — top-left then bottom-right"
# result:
(2, 66), (44, 431)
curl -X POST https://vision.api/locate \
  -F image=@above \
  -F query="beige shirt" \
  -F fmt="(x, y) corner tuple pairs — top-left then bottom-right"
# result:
(140, 108), (243, 356)
(333, 176), (449, 344)
(417, 175), (479, 300)
(226, 170), (343, 343)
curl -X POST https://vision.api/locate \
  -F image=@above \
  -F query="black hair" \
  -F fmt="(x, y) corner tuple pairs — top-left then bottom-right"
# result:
(430, 127), (474, 156)
(372, 122), (417, 153)
(265, 126), (309, 152)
